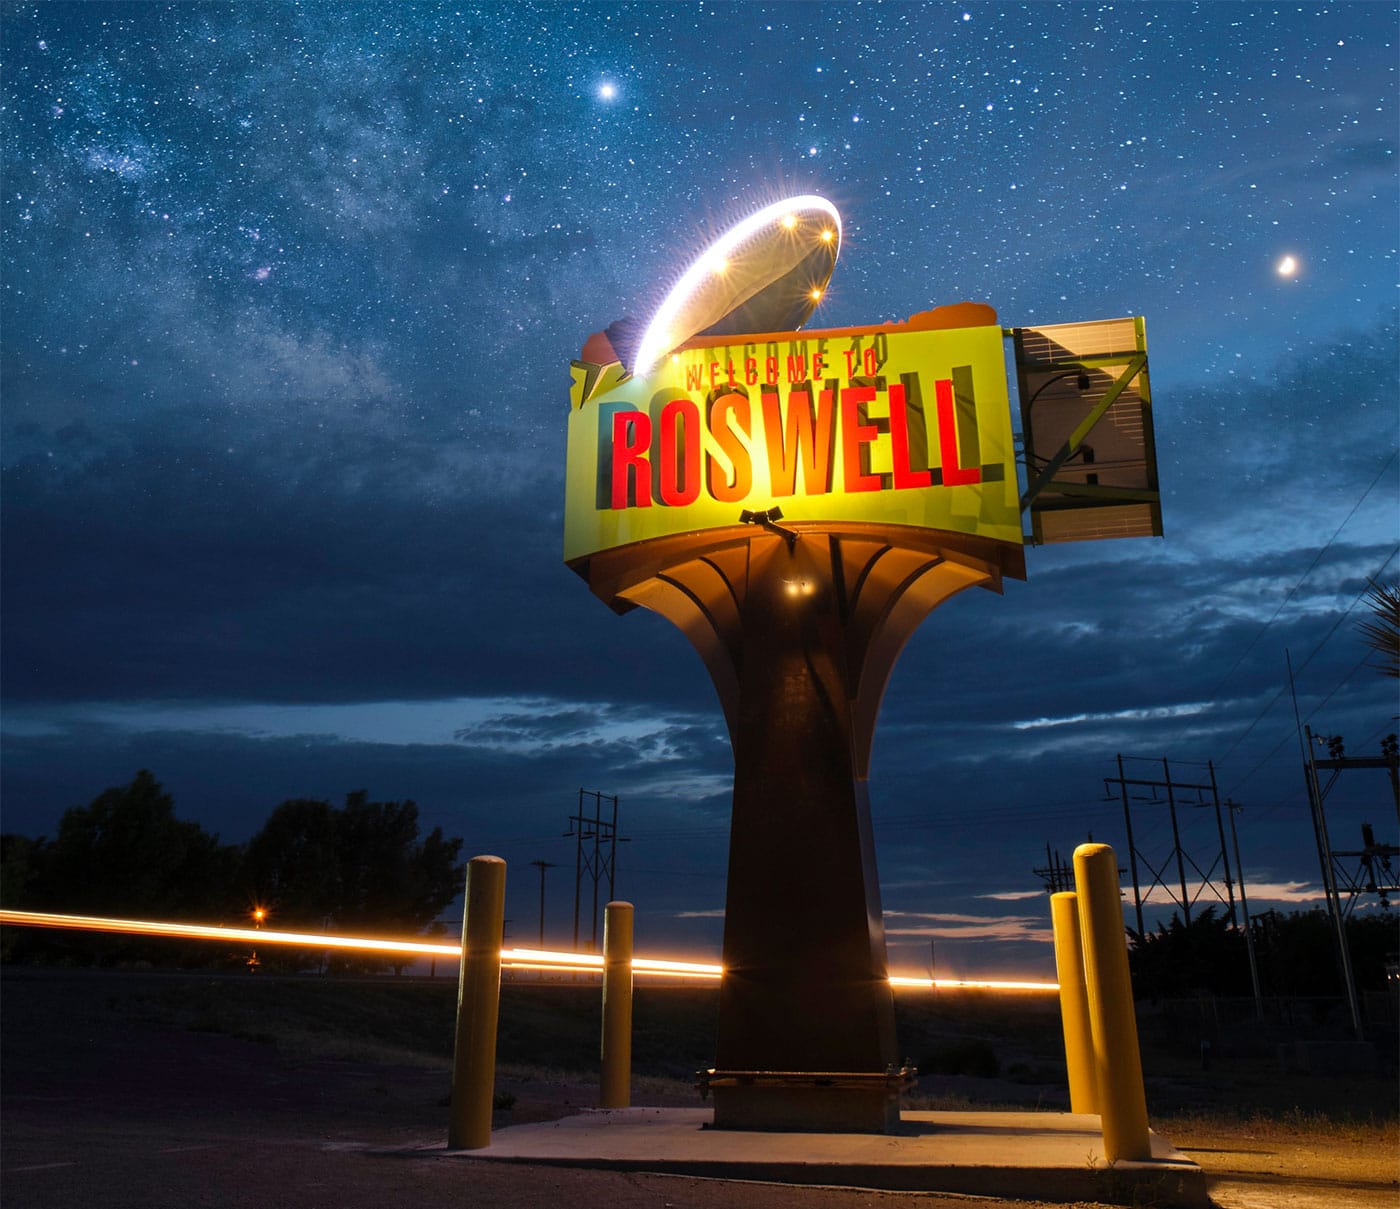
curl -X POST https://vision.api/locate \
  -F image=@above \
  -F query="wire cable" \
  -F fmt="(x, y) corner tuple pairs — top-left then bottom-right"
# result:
(1204, 450), (1397, 702)
(1218, 545), (1398, 773)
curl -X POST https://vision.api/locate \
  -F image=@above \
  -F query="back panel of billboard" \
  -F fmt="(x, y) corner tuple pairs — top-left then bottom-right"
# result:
(1013, 317), (1162, 544)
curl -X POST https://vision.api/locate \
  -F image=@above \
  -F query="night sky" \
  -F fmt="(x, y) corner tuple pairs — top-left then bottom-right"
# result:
(3, 2), (1396, 977)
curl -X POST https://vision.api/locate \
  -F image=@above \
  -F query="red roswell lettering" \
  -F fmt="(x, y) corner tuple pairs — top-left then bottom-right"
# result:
(705, 391), (753, 504)
(604, 375), (980, 509)
(611, 411), (653, 509)
(658, 398), (701, 507)
(935, 377), (981, 486)
(762, 386), (836, 496)
(839, 385), (886, 493)
(889, 382), (933, 490)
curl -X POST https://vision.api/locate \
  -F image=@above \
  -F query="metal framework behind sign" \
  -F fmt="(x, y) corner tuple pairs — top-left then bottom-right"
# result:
(1013, 317), (1162, 545)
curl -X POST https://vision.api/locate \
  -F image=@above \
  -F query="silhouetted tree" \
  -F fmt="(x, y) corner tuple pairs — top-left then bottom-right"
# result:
(1129, 907), (1252, 999)
(37, 770), (237, 917)
(10, 770), (239, 965)
(1357, 579), (1399, 679)
(240, 790), (464, 971)
(1, 833), (45, 907)
(2, 776), (464, 971)
(1253, 908), (1397, 996)
(334, 791), (463, 932)
(1130, 905), (1398, 999)
(241, 798), (342, 925)
(1, 833), (47, 961)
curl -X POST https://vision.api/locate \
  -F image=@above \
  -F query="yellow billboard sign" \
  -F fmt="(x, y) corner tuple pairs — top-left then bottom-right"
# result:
(564, 320), (1022, 564)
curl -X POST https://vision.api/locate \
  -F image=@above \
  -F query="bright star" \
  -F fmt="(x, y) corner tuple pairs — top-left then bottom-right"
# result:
(1276, 254), (1299, 278)
(598, 82), (617, 101)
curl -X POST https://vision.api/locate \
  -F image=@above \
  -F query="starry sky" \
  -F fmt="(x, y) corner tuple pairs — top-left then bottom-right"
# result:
(3, 2), (1397, 977)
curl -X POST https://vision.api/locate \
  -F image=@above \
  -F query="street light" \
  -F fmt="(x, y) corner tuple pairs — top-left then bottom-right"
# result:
(248, 905), (266, 973)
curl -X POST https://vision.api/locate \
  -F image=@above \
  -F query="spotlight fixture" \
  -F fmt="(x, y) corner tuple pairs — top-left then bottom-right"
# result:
(739, 505), (799, 548)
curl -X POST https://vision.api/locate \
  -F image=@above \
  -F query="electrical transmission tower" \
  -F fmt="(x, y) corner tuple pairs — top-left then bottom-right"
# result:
(1299, 729), (1400, 1038)
(1303, 731), (1400, 918)
(1103, 754), (1262, 1011)
(1103, 755), (1242, 933)
(566, 789), (627, 951)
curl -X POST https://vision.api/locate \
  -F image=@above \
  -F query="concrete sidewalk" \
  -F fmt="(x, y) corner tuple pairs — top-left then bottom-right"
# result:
(441, 1107), (1209, 1207)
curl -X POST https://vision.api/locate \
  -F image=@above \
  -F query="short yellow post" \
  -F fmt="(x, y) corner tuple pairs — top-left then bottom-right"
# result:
(448, 855), (506, 1150)
(1051, 891), (1098, 1114)
(1073, 842), (1150, 1162)
(600, 900), (634, 1108)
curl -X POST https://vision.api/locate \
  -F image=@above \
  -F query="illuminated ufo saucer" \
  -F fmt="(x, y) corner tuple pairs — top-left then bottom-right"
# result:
(632, 195), (841, 376)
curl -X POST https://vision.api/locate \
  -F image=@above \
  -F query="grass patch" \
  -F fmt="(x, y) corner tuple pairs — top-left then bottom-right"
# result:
(62, 970), (1399, 1126)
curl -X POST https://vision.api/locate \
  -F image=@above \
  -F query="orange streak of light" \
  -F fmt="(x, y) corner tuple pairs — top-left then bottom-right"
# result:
(0, 908), (460, 956)
(0, 910), (1054, 990)
(890, 975), (1060, 992)
(0, 910), (720, 979)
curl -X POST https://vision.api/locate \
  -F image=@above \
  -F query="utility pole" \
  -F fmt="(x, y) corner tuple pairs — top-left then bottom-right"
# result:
(529, 859), (557, 948)
(1222, 798), (1264, 1019)
(1033, 843), (1075, 894)
(566, 789), (627, 951)
(1099, 757), (1262, 1020)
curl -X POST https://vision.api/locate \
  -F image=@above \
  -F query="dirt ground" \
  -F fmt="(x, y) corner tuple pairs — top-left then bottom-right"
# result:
(2, 969), (1395, 1209)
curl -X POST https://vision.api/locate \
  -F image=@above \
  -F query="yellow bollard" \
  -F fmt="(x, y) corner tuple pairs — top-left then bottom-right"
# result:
(1050, 891), (1097, 1114)
(448, 855), (506, 1150)
(600, 900), (634, 1108)
(1073, 842), (1150, 1162)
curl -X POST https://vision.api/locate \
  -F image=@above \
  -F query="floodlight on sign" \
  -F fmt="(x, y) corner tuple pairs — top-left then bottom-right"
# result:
(1013, 317), (1162, 544)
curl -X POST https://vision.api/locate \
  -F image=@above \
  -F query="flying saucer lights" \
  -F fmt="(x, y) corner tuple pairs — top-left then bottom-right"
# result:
(632, 195), (842, 376)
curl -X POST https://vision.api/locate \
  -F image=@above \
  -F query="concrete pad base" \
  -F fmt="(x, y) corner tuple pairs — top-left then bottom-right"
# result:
(706, 1070), (905, 1133)
(444, 1107), (1208, 1208)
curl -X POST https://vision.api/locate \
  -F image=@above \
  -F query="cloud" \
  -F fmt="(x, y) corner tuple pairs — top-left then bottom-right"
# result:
(884, 910), (1054, 945)
(1, 694), (727, 759)
(1012, 702), (1214, 732)
(1135, 879), (1325, 908)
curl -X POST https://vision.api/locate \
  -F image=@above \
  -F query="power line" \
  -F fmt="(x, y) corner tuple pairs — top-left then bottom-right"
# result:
(1204, 450), (1397, 702)
(1218, 545), (1398, 778)
(1291, 546), (1399, 681)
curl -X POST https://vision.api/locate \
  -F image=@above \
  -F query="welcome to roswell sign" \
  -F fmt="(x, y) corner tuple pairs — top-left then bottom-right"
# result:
(564, 316), (1021, 565)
